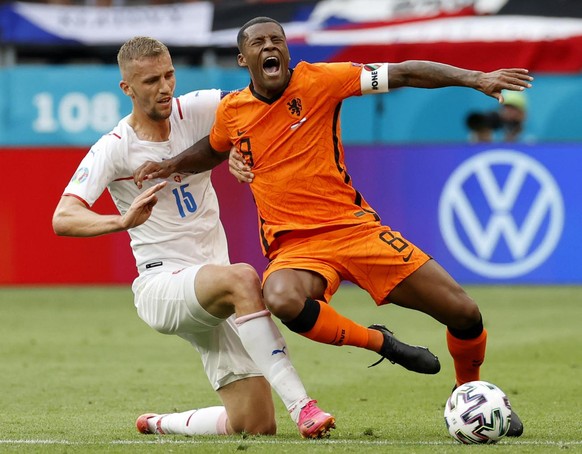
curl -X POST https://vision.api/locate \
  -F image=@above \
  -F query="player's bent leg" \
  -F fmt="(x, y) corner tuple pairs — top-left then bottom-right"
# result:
(222, 377), (336, 439)
(218, 376), (277, 435)
(136, 407), (228, 435)
(194, 263), (265, 319)
(389, 260), (501, 399)
(265, 269), (437, 374)
(235, 309), (334, 425)
(263, 268), (326, 321)
(191, 265), (337, 437)
(265, 269), (371, 347)
(387, 259), (481, 329)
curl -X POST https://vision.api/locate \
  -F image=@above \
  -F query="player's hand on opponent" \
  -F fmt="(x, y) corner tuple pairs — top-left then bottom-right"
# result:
(123, 181), (167, 228)
(229, 146), (254, 183)
(477, 68), (533, 103)
(133, 160), (176, 189)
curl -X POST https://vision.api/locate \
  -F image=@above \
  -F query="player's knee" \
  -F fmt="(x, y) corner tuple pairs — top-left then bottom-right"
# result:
(247, 419), (277, 436)
(263, 284), (304, 320)
(227, 263), (262, 299)
(449, 292), (482, 330)
(230, 416), (276, 435)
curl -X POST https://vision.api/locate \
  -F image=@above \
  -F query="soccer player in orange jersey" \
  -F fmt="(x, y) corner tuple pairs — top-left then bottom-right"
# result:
(134, 17), (532, 436)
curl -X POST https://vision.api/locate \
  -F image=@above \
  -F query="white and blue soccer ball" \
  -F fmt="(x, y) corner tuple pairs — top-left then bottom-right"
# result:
(444, 380), (512, 444)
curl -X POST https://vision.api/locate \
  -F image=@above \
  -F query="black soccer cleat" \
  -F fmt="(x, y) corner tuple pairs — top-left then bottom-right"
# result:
(506, 409), (524, 437)
(367, 324), (441, 374)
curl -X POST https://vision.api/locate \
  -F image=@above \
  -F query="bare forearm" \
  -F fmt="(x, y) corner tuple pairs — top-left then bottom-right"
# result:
(171, 136), (227, 174)
(389, 60), (480, 90)
(53, 199), (125, 237)
(387, 61), (532, 102)
(54, 182), (165, 237)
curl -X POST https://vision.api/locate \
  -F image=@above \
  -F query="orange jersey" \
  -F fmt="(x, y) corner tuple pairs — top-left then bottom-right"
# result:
(209, 61), (390, 257)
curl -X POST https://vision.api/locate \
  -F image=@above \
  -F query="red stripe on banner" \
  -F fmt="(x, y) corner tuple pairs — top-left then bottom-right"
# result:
(329, 36), (582, 73)
(323, 6), (477, 31)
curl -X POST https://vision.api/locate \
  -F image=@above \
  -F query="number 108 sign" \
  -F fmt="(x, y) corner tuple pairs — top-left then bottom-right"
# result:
(33, 92), (121, 134)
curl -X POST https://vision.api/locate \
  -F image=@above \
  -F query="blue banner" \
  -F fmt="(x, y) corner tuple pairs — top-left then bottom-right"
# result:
(345, 143), (581, 284)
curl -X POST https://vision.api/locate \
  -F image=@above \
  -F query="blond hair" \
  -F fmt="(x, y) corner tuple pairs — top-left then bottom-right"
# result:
(117, 36), (170, 77)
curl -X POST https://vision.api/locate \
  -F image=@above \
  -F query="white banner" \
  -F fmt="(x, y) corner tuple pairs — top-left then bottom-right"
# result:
(14, 1), (213, 46)
(306, 15), (582, 45)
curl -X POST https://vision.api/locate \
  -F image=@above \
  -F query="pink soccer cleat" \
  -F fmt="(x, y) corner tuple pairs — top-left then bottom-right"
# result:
(297, 400), (336, 439)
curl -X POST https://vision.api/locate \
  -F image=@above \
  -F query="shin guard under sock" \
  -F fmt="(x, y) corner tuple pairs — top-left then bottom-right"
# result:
(283, 298), (370, 347)
(447, 324), (487, 386)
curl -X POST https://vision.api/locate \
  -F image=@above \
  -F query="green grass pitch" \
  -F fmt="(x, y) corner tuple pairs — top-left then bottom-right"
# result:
(0, 285), (581, 453)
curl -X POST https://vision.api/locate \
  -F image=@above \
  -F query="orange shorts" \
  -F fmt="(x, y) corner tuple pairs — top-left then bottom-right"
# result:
(263, 222), (430, 305)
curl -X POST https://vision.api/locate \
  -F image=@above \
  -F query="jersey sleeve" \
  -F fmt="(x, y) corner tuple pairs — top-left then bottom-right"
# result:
(62, 136), (122, 207)
(177, 89), (222, 137)
(208, 96), (233, 153)
(311, 61), (389, 99)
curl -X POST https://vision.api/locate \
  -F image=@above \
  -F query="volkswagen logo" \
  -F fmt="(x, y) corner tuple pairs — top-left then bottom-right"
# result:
(438, 150), (564, 278)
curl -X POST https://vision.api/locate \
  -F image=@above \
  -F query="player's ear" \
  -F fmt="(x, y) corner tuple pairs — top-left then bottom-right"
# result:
(237, 53), (248, 68)
(119, 80), (132, 97)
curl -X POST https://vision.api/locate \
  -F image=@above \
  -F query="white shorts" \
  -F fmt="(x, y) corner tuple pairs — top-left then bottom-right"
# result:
(132, 265), (262, 390)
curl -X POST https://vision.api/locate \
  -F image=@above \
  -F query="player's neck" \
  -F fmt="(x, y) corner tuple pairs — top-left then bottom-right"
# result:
(127, 112), (171, 142)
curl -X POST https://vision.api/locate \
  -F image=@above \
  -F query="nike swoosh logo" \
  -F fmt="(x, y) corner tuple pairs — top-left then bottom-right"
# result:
(403, 249), (414, 262)
(237, 129), (247, 136)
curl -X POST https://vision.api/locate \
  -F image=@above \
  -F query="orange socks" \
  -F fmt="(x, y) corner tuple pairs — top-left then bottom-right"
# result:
(294, 298), (384, 351)
(447, 328), (487, 386)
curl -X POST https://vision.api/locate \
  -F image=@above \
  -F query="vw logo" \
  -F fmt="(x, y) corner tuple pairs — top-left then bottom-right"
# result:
(439, 150), (564, 278)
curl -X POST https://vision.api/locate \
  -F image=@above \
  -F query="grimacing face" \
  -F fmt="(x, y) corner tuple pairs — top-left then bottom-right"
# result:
(238, 22), (291, 99)
(120, 52), (176, 121)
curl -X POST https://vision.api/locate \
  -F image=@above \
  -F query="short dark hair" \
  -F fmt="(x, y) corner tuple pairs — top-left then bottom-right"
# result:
(237, 16), (285, 51)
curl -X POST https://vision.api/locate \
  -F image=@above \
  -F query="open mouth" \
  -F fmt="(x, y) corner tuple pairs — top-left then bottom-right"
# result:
(263, 56), (280, 75)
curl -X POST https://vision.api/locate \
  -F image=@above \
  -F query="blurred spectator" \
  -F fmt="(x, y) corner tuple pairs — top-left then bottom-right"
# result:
(466, 90), (528, 143)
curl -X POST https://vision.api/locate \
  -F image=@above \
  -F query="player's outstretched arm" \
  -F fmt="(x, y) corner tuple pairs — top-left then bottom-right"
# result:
(53, 182), (166, 237)
(133, 136), (228, 188)
(388, 61), (533, 102)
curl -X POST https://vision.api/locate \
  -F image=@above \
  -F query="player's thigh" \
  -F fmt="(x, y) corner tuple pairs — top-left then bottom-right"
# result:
(264, 268), (327, 301)
(218, 376), (276, 435)
(263, 267), (330, 320)
(388, 259), (480, 328)
(195, 263), (263, 319)
(133, 266), (223, 334)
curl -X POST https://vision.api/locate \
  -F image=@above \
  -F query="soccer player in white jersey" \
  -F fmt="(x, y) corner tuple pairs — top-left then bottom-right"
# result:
(52, 36), (335, 439)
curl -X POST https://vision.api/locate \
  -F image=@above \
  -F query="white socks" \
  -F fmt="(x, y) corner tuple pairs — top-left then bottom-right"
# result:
(235, 310), (311, 423)
(147, 407), (228, 435)
(143, 311), (311, 436)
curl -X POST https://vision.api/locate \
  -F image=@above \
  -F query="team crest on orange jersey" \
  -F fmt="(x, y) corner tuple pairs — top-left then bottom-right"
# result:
(287, 97), (302, 116)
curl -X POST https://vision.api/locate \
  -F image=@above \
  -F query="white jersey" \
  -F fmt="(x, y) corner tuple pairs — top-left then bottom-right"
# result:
(62, 89), (230, 277)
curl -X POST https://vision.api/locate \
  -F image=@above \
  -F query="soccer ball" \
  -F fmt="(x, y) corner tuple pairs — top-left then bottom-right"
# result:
(444, 380), (512, 444)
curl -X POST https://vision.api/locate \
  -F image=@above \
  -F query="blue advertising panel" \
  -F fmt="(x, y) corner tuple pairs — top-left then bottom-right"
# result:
(344, 144), (581, 284)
